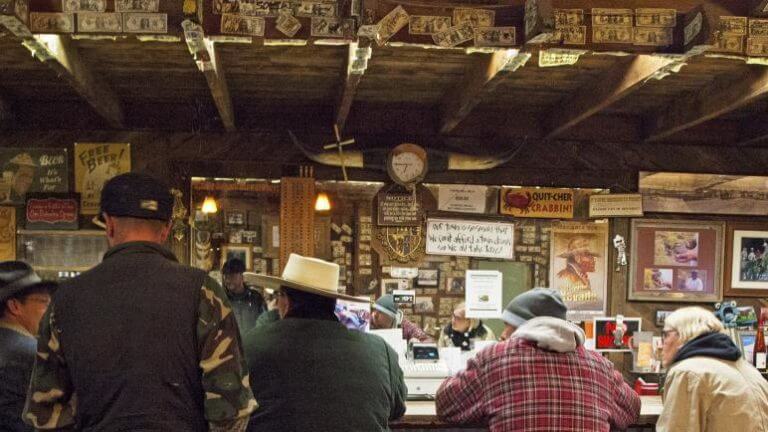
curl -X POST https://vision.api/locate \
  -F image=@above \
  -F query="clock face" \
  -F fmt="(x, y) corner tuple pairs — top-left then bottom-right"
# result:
(391, 152), (425, 184)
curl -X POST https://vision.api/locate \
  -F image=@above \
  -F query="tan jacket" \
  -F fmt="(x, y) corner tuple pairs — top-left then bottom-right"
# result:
(656, 356), (768, 432)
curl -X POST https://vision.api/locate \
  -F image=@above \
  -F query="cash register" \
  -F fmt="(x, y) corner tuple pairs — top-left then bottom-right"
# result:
(401, 343), (451, 399)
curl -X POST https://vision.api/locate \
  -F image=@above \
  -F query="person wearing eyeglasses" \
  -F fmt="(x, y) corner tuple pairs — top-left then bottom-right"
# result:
(0, 261), (55, 432)
(437, 302), (495, 351)
(657, 307), (768, 432)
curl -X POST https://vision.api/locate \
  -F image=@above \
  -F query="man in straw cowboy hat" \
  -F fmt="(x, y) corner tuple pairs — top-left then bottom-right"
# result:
(0, 261), (56, 431)
(243, 253), (407, 431)
(24, 173), (256, 431)
(555, 237), (599, 302)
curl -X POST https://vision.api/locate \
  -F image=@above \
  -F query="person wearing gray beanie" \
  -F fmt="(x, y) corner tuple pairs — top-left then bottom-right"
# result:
(499, 287), (567, 340)
(370, 294), (434, 343)
(436, 287), (640, 431)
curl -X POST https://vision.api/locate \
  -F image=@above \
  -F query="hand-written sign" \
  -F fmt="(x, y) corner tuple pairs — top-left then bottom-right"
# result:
(426, 218), (514, 259)
(499, 187), (574, 218)
(589, 193), (644, 217)
(74, 143), (131, 215)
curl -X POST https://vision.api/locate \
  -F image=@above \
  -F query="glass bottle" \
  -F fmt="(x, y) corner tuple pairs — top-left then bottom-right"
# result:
(755, 316), (767, 371)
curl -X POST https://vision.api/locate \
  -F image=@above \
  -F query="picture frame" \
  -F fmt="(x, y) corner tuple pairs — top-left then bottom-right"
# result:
(723, 222), (768, 297)
(381, 278), (410, 296)
(655, 310), (674, 327)
(593, 317), (642, 352)
(220, 243), (252, 271)
(628, 219), (724, 302)
(417, 268), (439, 287)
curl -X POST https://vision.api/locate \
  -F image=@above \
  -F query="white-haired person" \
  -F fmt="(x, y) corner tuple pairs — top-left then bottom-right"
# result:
(657, 306), (768, 432)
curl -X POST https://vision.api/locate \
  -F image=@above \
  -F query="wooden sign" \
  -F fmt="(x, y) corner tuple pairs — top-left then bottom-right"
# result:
(0, 206), (16, 261)
(0, 148), (69, 206)
(426, 218), (514, 259)
(589, 193), (644, 217)
(372, 184), (435, 265)
(25, 194), (79, 230)
(74, 143), (131, 215)
(499, 187), (574, 219)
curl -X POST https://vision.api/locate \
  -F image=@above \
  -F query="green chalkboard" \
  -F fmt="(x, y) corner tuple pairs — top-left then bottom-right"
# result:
(475, 260), (533, 338)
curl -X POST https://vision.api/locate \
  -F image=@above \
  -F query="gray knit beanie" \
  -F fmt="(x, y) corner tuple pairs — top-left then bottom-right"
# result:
(373, 294), (398, 318)
(501, 287), (567, 327)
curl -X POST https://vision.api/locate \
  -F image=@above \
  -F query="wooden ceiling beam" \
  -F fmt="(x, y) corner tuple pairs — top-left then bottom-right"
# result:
(30, 35), (125, 129)
(183, 20), (235, 132)
(439, 50), (531, 135)
(645, 66), (768, 143)
(334, 42), (372, 134)
(545, 55), (672, 141)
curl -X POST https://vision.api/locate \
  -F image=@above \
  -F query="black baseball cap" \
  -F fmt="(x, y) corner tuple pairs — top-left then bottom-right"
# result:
(100, 172), (173, 222)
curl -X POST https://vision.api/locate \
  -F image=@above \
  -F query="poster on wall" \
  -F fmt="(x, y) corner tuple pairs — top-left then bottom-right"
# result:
(0, 148), (68, 205)
(74, 143), (131, 215)
(499, 187), (574, 218)
(0, 207), (15, 261)
(549, 221), (609, 321)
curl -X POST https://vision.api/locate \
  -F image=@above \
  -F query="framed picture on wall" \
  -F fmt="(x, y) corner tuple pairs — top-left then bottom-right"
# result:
(226, 209), (245, 226)
(723, 222), (768, 297)
(628, 219), (724, 302)
(417, 269), (439, 287)
(221, 244), (252, 271)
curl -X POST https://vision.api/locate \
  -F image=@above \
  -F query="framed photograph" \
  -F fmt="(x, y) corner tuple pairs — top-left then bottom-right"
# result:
(226, 209), (245, 226)
(629, 219), (724, 302)
(381, 278), (410, 296)
(220, 244), (252, 271)
(550, 221), (609, 320)
(593, 317), (642, 352)
(640, 171), (768, 216)
(414, 296), (435, 313)
(724, 222), (768, 297)
(655, 310), (674, 327)
(445, 277), (465, 294)
(417, 268), (439, 287)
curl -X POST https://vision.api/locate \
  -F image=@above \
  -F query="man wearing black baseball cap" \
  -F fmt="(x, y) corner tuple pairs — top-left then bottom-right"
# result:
(24, 173), (256, 431)
(0, 261), (55, 431)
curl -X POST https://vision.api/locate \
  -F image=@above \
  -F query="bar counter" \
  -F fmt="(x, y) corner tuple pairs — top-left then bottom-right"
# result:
(392, 396), (663, 431)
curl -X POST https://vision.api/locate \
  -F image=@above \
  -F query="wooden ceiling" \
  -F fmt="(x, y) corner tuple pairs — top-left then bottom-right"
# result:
(2, 0), (768, 149)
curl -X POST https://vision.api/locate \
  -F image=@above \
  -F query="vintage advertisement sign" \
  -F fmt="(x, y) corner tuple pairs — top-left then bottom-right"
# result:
(0, 148), (68, 205)
(550, 221), (609, 321)
(426, 218), (514, 259)
(589, 193), (644, 217)
(499, 187), (574, 218)
(437, 185), (487, 214)
(25, 194), (79, 230)
(0, 207), (15, 261)
(74, 143), (131, 215)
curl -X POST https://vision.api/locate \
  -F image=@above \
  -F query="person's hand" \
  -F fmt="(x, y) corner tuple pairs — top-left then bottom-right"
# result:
(675, 250), (697, 263)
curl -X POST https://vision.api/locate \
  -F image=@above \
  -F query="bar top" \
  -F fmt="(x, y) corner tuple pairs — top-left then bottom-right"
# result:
(392, 396), (663, 429)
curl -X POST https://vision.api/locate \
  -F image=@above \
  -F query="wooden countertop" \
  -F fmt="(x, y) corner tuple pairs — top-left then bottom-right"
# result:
(392, 396), (662, 429)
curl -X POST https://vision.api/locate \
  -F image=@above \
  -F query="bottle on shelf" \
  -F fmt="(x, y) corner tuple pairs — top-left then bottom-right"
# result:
(755, 316), (767, 371)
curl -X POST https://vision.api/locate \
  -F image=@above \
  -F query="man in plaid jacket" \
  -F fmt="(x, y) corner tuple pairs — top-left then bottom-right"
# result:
(436, 288), (640, 432)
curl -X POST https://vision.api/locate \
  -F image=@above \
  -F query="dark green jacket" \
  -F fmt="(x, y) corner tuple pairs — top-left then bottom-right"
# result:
(244, 318), (407, 431)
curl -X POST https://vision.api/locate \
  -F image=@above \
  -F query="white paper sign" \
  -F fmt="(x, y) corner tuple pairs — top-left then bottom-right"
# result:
(465, 270), (503, 319)
(390, 267), (419, 278)
(438, 185), (488, 213)
(426, 218), (514, 259)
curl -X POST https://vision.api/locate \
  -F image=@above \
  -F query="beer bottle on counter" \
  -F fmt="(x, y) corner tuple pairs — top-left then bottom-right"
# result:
(755, 316), (767, 371)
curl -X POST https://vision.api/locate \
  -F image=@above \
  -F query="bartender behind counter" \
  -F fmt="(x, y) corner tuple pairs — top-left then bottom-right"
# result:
(371, 294), (434, 343)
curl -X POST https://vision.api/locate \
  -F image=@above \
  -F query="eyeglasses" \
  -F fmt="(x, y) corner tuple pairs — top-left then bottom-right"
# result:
(661, 329), (678, 341)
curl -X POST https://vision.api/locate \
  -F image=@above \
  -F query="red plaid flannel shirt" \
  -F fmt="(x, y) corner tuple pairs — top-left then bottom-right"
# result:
(401, 318), (434, 343)
(436, 337), (640, 431)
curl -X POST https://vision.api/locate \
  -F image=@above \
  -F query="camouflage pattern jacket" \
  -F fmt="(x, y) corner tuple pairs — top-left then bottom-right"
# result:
(23, 241), (257, 431)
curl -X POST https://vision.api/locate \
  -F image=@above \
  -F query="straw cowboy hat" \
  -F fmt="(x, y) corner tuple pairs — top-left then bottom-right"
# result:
(558, 237), (601, 259)
(245, 253), (367, 303)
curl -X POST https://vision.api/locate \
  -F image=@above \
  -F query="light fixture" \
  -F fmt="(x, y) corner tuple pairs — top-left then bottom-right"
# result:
(201, 196), (218, 214)
(315, 192), (331, 212)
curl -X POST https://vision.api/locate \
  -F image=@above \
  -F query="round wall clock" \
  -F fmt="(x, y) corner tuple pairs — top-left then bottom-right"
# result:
(386, 143), (428, 187)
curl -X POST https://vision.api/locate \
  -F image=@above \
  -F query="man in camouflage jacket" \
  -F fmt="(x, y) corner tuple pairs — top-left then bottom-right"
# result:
(23, 173), (256, 431)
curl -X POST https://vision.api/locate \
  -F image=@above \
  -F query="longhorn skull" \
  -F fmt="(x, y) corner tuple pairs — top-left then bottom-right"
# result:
(288, 131), (524, 171)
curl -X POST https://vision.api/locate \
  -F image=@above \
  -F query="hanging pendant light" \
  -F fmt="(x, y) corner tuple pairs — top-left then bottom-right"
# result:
(201, 196), (218, 214)
(315, 192), (331, 212)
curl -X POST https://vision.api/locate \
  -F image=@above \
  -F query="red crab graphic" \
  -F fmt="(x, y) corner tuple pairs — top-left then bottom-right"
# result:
(503, 190), (532, 213)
